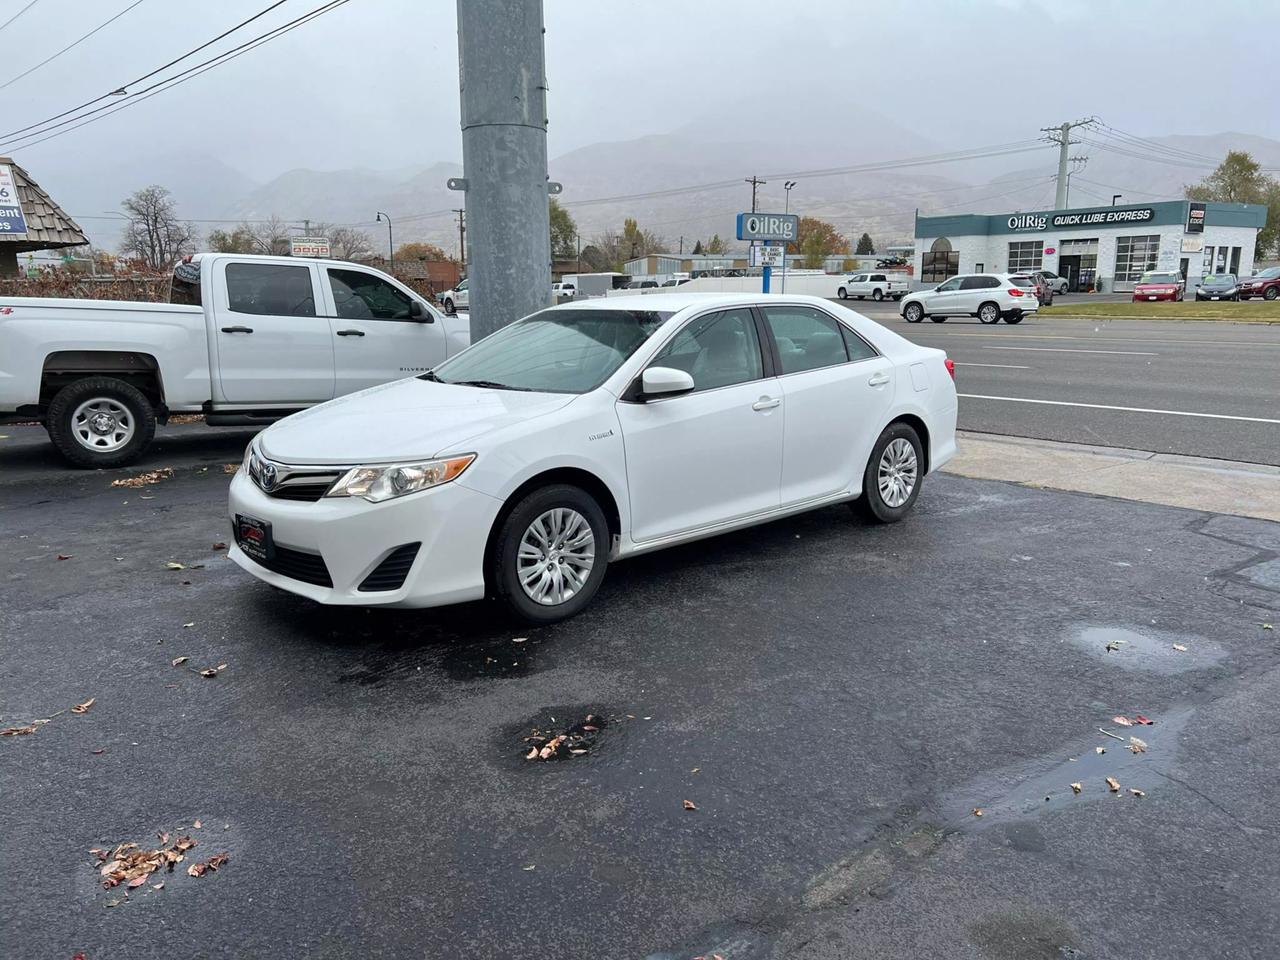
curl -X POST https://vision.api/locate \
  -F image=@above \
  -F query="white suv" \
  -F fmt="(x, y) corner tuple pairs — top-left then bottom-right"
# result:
(439, 279), (469, 314)
(837, 272), (908, 302)
(900, 273), (1038, 325)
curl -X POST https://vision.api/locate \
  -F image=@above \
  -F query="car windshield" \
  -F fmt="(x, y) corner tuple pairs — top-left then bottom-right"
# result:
(1139, 272), (1179, 284)
(1255, 267), (1280, 279)
(425, 308), (672, 394)
(1206, 274), (1236, 284)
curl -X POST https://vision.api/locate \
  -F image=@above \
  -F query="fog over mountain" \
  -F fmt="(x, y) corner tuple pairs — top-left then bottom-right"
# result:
(7, 0), (1276, 255)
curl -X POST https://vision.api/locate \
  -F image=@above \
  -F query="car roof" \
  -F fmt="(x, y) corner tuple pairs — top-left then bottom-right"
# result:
(553, 292), (839, 312)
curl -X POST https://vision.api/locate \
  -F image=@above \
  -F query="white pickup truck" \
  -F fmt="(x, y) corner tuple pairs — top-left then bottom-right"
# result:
(836, 271), (912, 302)
(0, 253), (469, 467)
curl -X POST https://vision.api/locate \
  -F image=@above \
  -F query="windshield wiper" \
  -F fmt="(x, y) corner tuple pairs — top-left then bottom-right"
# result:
(449, 379), (535, 391)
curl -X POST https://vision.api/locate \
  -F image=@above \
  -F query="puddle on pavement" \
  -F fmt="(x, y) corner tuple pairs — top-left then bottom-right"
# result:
(943, 707), (1191, 830)
(1068, 626), (1225, 674)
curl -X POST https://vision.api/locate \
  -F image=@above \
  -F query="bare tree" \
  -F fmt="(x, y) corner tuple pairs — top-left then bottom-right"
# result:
(248, 215), (293, 255)
(118, 185), (198, 270)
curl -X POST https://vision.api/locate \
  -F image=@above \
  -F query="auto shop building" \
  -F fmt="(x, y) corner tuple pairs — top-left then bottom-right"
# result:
(913, 200), (1267, 292)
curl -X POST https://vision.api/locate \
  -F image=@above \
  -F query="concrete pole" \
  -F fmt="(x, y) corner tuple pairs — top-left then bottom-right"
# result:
(456, 0), (551, 339)
(1053, 122), (1070, 209)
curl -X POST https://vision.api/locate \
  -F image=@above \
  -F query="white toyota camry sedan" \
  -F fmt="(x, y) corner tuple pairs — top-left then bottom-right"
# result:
(228, 293), (958, 623)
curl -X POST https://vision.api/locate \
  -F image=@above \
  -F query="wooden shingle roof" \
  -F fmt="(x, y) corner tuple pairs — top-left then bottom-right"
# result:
(0, 157), (87, 250)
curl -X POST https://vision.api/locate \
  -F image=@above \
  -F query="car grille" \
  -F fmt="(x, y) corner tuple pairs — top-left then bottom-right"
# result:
(247, 454), (344, 503)
(358, 542), (421, 592)
(266, 479), (340, 502)
(248, 543), (333, 587)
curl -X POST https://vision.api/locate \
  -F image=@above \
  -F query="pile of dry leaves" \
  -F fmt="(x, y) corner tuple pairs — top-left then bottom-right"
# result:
(111, 468), (174, 489)
(92, 831), (228, 890)
(523, 714), (606, 761)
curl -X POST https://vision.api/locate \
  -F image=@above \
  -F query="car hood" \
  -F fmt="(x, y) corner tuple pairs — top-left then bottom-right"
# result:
(258, 378), (576, 465)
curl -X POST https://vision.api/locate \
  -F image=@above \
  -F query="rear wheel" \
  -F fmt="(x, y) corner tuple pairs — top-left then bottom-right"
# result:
(837, 287), (848, 300)
(978, 302), (1001, 324)
(46, 376), (156, 469)
(1004, 313), (1023, 324)
(903, 302), (924, 323)
(872, 288), (884, 301)
(853, 422), (923, 524)
(491, 484), (610, 624)
(930, 315), (947, 323)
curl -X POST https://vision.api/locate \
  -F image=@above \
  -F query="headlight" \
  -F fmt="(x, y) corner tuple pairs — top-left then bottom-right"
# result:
(242, 441), (257, 474)
(326, 454), (475, 502)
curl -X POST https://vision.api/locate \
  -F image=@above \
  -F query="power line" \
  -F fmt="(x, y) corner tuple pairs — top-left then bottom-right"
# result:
(0, 0), (292, 144)
(0, 0), (148, 93)
(0, 0), (42, 34)
(0, 0), (355, 154)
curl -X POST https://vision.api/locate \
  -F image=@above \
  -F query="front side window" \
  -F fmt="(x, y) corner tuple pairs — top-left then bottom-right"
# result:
(328, 268), (414, 320)
(935, 277), (963, 292)
(1115, 235), (1161, 283)
(651, 308), (763, 392)
(429, 308), (671, 394)
(762, 305), (849, 374)
(1008, 240), (1043, 274)
(225, 263), (316, 317)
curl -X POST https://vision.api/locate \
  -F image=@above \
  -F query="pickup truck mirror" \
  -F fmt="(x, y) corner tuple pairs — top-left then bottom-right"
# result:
(409, 300), (433, 323)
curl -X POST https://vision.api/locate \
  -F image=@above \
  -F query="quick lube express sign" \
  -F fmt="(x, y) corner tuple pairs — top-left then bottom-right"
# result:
(0, 164), (28, 236)
(1006, 207), (1155, 232)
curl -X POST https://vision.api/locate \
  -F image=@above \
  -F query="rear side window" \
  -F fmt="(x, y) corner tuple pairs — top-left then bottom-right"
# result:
(328, 268), (414, 320)
(762, 305), (849, 374)
(170, 261), (201, 306)
(226, 263), (316, 317)
(871, 274), (886, 282)
(960, 276), (985, 290)
(839, 324), (878, 362)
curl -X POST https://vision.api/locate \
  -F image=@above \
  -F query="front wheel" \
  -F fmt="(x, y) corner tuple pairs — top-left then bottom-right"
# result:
(978, 302), (1001, 324)
(443, 297), (455, 314)
(1265, 287), (1278, 301)
(46, 376), (156, 469)
(491, 484), (610, 624)
(854, 422), (923, 524)
(837, 287), (848, 300)
(903, 302), (924, 323)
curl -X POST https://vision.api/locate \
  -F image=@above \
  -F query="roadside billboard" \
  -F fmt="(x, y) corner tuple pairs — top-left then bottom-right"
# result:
(0, 164), (29, 237)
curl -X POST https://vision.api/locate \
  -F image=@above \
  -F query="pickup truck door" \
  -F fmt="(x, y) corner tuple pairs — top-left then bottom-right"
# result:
(322, 266), (449, 394)
(214, 260), (334, 404)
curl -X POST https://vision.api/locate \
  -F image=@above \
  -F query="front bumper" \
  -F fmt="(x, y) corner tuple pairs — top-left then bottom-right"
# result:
(227, 469), (501, 608)
(1133, 291), (1178, 301)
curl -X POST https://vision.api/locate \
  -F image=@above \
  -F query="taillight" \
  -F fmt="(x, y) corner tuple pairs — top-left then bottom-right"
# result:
(1008, 287), (1025, 297)
(944, 357), (955, 380)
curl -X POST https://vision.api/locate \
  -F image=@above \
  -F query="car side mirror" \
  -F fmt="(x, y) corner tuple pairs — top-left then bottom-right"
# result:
(409, 300), (433, 323)
(642, 366), (695, 399)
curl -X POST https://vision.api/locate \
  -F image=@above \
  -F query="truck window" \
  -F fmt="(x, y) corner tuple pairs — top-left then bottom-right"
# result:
(170, 261), (201, 306)
(327, 268), (414, 320)
(226, 263), (316, 317)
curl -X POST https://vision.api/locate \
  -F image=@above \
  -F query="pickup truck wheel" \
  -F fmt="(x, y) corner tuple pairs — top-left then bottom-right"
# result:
(872, 289), (884, 301)
(444, 297), (455, 314)
(46, 377), (156, 469)
(837, 287), (848, 299)
(1265, 288), (1279, 301)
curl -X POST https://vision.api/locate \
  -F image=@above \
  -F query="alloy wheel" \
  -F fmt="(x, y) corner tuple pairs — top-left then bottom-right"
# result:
(877, 438), (918, 508)
(517, 507), (596, 606)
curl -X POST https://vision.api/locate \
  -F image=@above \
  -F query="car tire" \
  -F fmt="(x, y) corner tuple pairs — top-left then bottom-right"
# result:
(872, 289), (884, 301)
(837, 287), (848, 300)
(853, 421), (924, 524)
(46, 376), (156, 469)
(1265, 288), (1278, 301)
(444, 297), (455, 314)
(1004, 313), (1023, 324)
(903, 302), (924, 323)
(977, 302), (1001, 324)
(491, 483), (610, 624)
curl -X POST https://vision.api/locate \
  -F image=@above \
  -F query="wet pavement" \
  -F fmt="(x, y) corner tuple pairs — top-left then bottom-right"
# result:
(2, 446), (1279, 959)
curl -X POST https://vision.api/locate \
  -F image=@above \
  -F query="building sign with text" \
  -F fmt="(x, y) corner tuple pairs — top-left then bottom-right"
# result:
(0, 164), (28, 237)
(1185, 201), (1206, 233)
(290, 236), (331, 258)
(1005, 207), (1156, 232)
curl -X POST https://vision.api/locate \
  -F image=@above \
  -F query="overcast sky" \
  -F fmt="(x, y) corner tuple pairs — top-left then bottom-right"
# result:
(2, 0), (1276, 195)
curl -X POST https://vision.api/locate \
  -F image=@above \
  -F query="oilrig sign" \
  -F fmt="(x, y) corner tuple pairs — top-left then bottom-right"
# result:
(736, 212), (798, 243)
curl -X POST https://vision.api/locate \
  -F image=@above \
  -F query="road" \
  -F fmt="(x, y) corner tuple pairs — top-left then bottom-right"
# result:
(2, 445), (1279, 959)
(839, 296), (1280, 465)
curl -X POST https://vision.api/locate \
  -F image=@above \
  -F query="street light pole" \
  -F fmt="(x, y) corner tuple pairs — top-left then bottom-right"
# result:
(1112, 194), (1122, 206)
(782, 180), (796, 294)
(376, 212), (393, 273)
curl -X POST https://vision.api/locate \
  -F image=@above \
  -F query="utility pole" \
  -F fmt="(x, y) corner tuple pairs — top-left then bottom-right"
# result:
(453, 0), (551, 338)
(1040, 117), (1095, 209)
(453, 208), (466, 273)
(678, 235), (683, 255)
(745, 175), (766, 213)
(1112, 194), (1123, 206)
(1064, 155), (1088, 207)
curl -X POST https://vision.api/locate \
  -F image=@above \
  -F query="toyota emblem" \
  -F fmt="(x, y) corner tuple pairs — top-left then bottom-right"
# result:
(259, 461), (278, 491)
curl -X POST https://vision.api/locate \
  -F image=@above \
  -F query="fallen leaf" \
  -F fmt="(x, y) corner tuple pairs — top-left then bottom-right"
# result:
(152, 882), (164, 890)
(223, 463), (239, 474)
(127, 874), (148, 888)
(511, 636), (527, 643)
(1172, 643), (1188, 652)
(524, 748), (538, 760)
(92, 748), (105, 755)
(207, 852), (228, 870)
(683, 800), (697, 811)
(1129, 736), (1148, 754)
(211, 542), (227, 551)
(166, 562), (185, 570)
(1106, 776), (1121, 792)
(1112, 715), (1133, 727)
(1261, 622), (1272, 630)
(198, 668), (219, 678)
(568, 748), (588, 755)
(171, 657), (188, 667)
(1, 724), (37, 736)
(56, 553), (74, 561)
(71, 697), (96, 714)
(187, 862), (207, 877)
(691, 767), (700, 774)
(522, 864), (536, 871)
(971, 807), (983, 817)
(193, 819), (202, 829)
(1133, 715), (1154, 725)
(1129, 788), (1146, 798)
(1104, 640), (1124, 652)
(182, 622), (194, 628)
(1070, 782), (1083, 794)
(1096, 746), (1106, 754)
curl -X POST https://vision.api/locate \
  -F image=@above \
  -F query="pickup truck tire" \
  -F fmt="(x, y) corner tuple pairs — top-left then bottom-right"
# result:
(872, 289), (884, 301)
(46, 377), (156, 469)
(837, 287), (848, 299)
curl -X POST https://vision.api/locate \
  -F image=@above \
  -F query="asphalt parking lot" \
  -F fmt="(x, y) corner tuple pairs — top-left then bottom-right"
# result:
(3, 436), (1279, 959)
(836, 297), (1280, 465)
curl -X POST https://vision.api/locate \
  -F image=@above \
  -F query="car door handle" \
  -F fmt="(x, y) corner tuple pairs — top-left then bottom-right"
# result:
(220, 325), (253, 334)
(868, 373), (891, 386)
(751, 397), (781, 411)
(336, 329), (365, 337)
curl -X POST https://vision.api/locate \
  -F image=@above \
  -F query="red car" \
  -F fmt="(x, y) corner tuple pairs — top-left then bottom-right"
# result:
(1132, 271), (1184, 302)
(1237, 266), (1280, 300)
